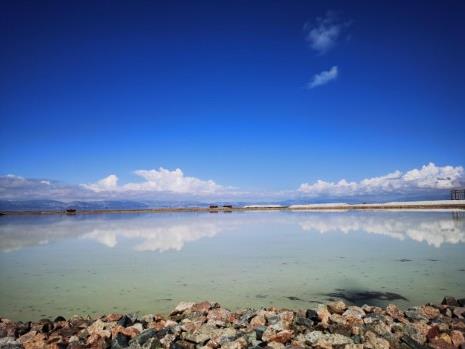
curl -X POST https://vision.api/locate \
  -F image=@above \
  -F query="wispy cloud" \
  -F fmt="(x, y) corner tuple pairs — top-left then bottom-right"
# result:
(308, 66), (338, 88)
(304, 11), (350, 55)
(298, 163), (465, 197)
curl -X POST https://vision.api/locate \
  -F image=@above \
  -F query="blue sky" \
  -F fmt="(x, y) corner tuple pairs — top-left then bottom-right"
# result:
(0, 0), (464, 201)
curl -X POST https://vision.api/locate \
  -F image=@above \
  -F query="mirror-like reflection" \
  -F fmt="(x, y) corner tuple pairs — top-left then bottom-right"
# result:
(1, 210), (464, 321)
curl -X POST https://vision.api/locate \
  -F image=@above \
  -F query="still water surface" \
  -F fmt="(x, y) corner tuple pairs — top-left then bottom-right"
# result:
(1, 210), (464, 320)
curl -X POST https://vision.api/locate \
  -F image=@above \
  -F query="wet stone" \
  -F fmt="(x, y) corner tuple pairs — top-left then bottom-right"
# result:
(111, 332), (129, 349)
(441, 297), (460, 307)
(0, 337), (22, 349)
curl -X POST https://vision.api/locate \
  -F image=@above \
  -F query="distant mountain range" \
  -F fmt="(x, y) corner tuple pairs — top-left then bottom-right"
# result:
(0, 200), (152, 211)
(0, 191), (451, 212)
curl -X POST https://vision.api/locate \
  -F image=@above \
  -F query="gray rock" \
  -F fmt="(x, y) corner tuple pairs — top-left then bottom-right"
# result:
(112, 333), (129, 349)
(118, 315), (134, 327)
(131, 329), (158, 346)
(442, 296), (460, 307)
(169, 340), (195, 349)
(304, 331), (353, 346)
(405, 308), (428, 322)
(400, 335), (430, 349)
(0, 337), (21, 349)
(294, 316), (313, 328)
(305, 309), (318, 321)
(255, 326), (267, 341)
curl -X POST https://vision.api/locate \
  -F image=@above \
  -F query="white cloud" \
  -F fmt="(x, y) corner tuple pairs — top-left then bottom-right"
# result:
(82, 167), (223, 195)
(81, 174), (118, 192)
(1, 163), (463, 202)
(298, 163), (465, 197)
(124, 168), (222, 194)
(0, 168), (228, 200)
(308, 66), (338, 88)
(304, 11), (349, 55)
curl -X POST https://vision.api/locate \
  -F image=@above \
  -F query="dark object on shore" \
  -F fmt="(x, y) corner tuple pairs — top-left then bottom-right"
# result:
(286, 296), (304, 301)
(209, 205), (218, 209)
(327, 290), (408, 305)
(451, 188), (465, 200)
(397, 258), (413, 262)
(441, 296), (460, 307)
(65, 208), (77, 214)
(223, 205), (233, 209)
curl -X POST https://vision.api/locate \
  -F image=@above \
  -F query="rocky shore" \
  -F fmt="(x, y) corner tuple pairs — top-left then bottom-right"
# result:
(1, 297), (465, 349)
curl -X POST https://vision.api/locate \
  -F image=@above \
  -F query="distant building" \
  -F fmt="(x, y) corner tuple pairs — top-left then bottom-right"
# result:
(450, 189), (465, 200)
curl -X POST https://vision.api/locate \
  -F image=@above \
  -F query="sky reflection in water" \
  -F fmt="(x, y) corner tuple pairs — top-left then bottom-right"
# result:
(0, 210), (464, 320)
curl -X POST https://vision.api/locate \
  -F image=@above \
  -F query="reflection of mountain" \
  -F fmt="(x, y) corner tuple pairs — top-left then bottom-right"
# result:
(1, 211), (464, 253)
(296, 211), (465, 247)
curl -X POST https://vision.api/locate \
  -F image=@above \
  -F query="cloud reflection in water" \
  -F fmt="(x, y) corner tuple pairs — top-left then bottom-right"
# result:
(0, 211), (464, 253)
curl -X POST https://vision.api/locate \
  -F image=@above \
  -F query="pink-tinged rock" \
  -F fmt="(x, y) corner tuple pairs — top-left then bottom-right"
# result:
(453, 307), (465, 318)
(192, 301), (212, 313)
(181, 321), (200, 333)
(105, 313), (122, 322)
(450, 330), (465, 347)
(429, 337), (456, 349)
(207, 308), (232, 323)
(364, 331), (390, 349)
(172, 302), (195, 314)
(419, 305), (441, 320)
(18, 331), (38, 344)
(164, 319), (178, 328)
(0, 319), (19, 338)
(411, 321), (431, 343)
(329, 313), (346, 326)
(316, 306), (331, 326)
(267, 341), (285, 349)
(21, 332), (47, 349)
(261, 327), (277, 342)
(386, 304), (404, 320)
(327, 301), (347, 315)
(343, 306), (365, 319)
(250, 315), (266, 328)
(279, 311), (294, 323)
(427, 325), (440, 341)
(270, 330), (294, 344)
(150, 319), (166, 331)
(87, 319), (107, 335)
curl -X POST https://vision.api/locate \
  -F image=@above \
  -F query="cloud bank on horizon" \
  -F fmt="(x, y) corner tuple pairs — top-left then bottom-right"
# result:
(0, 163), (463, 202)
(298, 163), (464, 197)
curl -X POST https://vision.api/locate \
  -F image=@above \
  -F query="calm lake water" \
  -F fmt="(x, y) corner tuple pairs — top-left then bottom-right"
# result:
(1, 210), (465, 321)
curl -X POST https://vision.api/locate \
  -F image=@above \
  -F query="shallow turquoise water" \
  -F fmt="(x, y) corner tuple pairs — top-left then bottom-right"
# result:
(1, 210), (464, 321)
